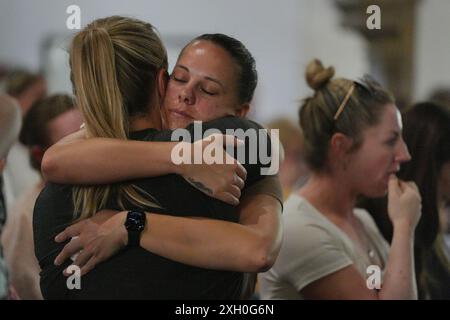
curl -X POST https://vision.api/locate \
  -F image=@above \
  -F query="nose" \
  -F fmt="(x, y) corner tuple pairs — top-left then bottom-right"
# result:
(395, 138), (411, 164)
(179, 86), (195, 105)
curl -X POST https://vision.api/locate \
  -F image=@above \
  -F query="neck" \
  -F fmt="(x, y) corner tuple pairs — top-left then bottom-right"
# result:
(129, 101), (162, 132)
(298, 171), (357, 221)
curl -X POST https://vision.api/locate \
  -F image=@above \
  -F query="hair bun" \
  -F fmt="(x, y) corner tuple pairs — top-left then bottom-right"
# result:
(305, 59), (335, 91)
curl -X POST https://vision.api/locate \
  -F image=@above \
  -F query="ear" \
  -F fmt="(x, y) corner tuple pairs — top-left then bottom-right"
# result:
(235, 103), (250, 118)
(329, 133), (353, 160)
(156, 68), (169, 102)
(30, 145), (45, 168)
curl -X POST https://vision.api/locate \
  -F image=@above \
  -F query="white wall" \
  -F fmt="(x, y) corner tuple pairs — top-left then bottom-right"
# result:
(414, 0), (450, 101)
(0, 0), (369, 122)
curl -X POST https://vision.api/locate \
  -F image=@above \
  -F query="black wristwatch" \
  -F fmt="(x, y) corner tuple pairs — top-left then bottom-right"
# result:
(124, 210), (146, 247)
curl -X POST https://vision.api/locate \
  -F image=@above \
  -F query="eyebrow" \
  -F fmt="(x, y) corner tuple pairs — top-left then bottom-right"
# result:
(389, 131), (400, 138)
(176, 64), (225, 90)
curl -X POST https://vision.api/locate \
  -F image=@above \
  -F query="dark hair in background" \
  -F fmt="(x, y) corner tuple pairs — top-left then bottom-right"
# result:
(5, 70), (43, 97)
(19, 94), (76, 170)
(187, 33), (258, 104)
(429, 88), (450, 110)
(361, 102), (450, 299)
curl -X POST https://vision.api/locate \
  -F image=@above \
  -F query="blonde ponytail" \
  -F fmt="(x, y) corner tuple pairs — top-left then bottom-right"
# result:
(70, 16), (167, 220)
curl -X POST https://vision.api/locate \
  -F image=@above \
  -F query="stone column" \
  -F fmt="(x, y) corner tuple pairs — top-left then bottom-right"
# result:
(335, 0), (419, 108)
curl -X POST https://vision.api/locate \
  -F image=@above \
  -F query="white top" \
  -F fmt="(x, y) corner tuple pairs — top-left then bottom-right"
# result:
(259, 194), (389, 300)
(3, 141), (41, 213)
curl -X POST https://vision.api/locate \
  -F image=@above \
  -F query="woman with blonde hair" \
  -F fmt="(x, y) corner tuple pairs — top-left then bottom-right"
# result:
(33, 17), (282, 299)
(259, 59), (421, 299)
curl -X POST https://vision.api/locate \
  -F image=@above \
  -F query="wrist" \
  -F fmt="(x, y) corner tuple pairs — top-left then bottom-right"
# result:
(392, 220), (416, 237)
(118, 211), (128, 247)
(172, 142), (191, 176)
(124, 210), (147, 247)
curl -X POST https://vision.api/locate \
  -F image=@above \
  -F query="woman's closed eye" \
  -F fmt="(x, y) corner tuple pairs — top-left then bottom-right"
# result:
(201, 87), (217, 96)
(172, 75), (187, 83)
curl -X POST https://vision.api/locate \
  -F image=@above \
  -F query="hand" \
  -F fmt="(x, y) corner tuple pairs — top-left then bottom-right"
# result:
(54, 210), (126, 275)
(387, 175), (422, 232)
(180, 134), (247, 206)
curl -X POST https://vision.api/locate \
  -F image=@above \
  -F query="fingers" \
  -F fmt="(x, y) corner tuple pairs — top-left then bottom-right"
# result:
(64, 247), (93, 275)
(228, 184), (241, 199)
(54, 237), (82, 266)
(235, 163), (247, 182)
(216, 192), (240, 206)
(406, 181), (419, 194)
(388, 174), (401, 197)
(80, 256), (100, 276)
(234, 174), (245, 190)
(55, 222), (84, 243)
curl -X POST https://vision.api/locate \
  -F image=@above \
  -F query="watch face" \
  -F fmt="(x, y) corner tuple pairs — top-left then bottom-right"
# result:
(125, 211), (145, 231)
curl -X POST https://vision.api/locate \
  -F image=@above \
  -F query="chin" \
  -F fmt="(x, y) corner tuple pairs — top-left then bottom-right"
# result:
(361, 183), (388, 199)
(367, 188), (388, 199)
(168, 117), (190, 130)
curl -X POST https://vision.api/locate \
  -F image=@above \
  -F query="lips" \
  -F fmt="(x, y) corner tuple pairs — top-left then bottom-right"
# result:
(169, 109), (195, 120)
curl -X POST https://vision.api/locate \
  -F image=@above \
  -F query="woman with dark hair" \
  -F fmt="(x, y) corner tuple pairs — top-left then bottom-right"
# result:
(33, 18), (282, 299)
(363, 102), (450, 299)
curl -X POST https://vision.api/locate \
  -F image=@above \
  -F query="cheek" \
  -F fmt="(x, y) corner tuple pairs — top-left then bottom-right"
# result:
(349, 151), (392, 192)
(195, 101), (228, 121)
(164, 83), (178, 101)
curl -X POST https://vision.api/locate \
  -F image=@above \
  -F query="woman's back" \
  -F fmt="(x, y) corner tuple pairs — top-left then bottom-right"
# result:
(34, 116), (273, 299)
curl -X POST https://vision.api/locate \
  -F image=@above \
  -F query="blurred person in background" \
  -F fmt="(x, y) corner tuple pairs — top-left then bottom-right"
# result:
(1, 94), (82, 299)
(0, 94), (22, 299)
(429, 88), (450, 111)
(3, 70), (47, 214)
(267, 118), (309, 199)
(361, 102), (450, 299)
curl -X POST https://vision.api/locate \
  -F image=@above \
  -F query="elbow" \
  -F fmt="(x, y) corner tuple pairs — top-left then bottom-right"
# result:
(41, 150), (61, 182)
(251, 252), (274, 273)
(246, 237), (278, 273)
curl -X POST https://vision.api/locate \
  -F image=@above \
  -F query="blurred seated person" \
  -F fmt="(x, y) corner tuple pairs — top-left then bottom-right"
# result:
(2, 70), (47, 213)
(1, 94), (82, 299)
(0, 95), (22, 299)
(266, 118), (309, 199)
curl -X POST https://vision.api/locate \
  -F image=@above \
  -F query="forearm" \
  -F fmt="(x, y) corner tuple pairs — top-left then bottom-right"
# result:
(136, 213), (271, 272)
(111, 198), (280, 273)
(42, 138), (184, 184)
(378, 224), (417, 300)
(139, 194), (281, 272)
(237, 194), (282, 270)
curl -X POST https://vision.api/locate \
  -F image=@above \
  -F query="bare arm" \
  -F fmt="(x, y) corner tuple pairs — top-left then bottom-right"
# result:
(56, 177), (283, 274)
(42, 130), (184, 184)
(137, 192), (282, 272)
(301, 224), (416, 300)
(302, 176), (420, 300)
(43, 131), (246, 205)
